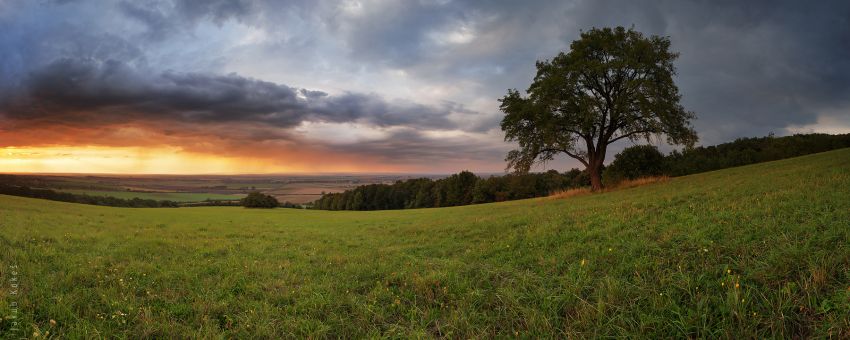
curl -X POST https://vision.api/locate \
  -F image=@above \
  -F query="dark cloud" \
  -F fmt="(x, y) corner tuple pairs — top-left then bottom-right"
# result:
(330, 129), (507, 169)
(173, 0), (254, 24)
(556, 0), (850, 143)
(119, 1), (182, 41)
(1, 57), (463, 131)
(222, 0), (850, 145)
(324, 1), (458, 67)
(118, 0), (261, 40)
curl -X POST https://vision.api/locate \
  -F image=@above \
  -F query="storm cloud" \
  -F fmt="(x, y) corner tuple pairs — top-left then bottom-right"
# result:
(1, 0), (849, 172)
(2, 57), (466, 131)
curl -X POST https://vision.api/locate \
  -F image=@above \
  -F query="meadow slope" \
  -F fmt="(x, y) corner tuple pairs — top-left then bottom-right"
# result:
(1, 149), (849, 338)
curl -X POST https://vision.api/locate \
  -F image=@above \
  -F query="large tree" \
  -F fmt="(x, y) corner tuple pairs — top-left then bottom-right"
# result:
(500, 26), (697, 191)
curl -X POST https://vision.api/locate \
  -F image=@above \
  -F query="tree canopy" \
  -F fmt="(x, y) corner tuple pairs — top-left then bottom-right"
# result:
(241, 191), (279, 208)
(500, 26), (697, 190)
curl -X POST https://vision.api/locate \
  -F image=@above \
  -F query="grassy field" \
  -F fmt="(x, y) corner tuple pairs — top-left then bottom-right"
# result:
(56, 189), (243, 203)
(1, 149), (849, 338)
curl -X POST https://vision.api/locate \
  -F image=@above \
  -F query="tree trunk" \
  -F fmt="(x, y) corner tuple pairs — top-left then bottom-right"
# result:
(588, 160), (603, 192)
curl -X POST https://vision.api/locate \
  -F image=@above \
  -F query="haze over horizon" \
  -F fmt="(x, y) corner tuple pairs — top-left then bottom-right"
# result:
(2, 0), (849, 174)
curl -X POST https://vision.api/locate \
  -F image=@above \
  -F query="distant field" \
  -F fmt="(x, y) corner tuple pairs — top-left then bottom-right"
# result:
(0, 173), (441, 205)
(57, 189), (244, 202)
(1, 149), (848, 337)
(267, 183), (361, 204)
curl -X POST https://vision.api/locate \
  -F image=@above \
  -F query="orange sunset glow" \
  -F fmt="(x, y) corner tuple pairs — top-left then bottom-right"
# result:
(0, 146), (393, 174)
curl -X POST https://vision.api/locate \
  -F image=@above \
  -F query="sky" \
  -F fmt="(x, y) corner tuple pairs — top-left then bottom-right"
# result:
(1, 0), (849, 174)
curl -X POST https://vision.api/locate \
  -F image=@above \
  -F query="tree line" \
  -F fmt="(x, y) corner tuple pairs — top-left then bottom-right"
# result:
(664, 133), (850, 176)
(0, 184), (308, 209)
(603, 132), (850, 185)
(0, 180), (312, 209)
(313, 133), (850, 211)
(311, 169), (590, 211)
(0, 184), (180, 208)
(240, 191), (300, 209)
(184, 192), (300, 209)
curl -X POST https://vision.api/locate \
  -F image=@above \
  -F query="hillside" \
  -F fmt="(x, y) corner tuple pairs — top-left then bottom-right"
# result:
(1, 149), (849, 338)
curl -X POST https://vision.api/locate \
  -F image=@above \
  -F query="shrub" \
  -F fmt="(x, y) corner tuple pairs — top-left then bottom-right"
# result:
(603, 145), (666, 186)
(279, 201), (300, 209)
(240, 192), (279, 208)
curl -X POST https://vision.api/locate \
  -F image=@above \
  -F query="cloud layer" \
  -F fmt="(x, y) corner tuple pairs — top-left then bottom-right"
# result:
(1, 0), (849, 172)
(4, 57), (466, 130)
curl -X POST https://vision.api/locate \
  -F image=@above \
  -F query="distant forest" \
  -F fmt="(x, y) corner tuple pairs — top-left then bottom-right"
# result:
(664, 133), (850, 176)
(311, 133), (850, 211)
(0, 184), (180, 208)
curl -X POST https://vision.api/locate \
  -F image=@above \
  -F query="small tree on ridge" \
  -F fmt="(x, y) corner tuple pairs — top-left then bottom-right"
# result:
(241, 191), (279, 208)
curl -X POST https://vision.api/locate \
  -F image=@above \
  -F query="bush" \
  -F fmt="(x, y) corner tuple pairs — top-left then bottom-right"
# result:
(241, 192), (279, 208)
(279, 201), (300, 209)
(603, 145), (666, 186)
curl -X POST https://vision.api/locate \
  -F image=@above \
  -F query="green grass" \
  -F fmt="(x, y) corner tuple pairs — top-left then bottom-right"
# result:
(1, 149), (849, 338)
(55, 189), (243, 202)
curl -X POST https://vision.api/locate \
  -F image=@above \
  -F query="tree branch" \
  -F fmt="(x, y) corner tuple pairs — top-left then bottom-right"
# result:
(538, 147), (589, 167)
(606, 129), (655, 145)
(563, 128), (590, 141)
(563, 149), (590, 167)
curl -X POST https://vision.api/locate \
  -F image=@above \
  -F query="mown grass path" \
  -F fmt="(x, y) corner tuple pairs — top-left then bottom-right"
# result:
(1, 149), (849, 338)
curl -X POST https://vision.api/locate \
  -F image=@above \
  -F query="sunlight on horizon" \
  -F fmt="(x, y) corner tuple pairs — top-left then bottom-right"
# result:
(0, 146), (301, 174)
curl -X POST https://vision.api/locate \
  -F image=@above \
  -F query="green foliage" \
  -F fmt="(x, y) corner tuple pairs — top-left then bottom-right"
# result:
(279, 201), (301, 209)
(665, 133), (850, 176)
(313, 170), (590, 211)
(434, 171), (478, 207)
(240, 191), (279, 208)
(1, 149), (849, 337)
(500, 26), (697, 190)
(605, 133), (850, 186)
(603, 145), (666, 185)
